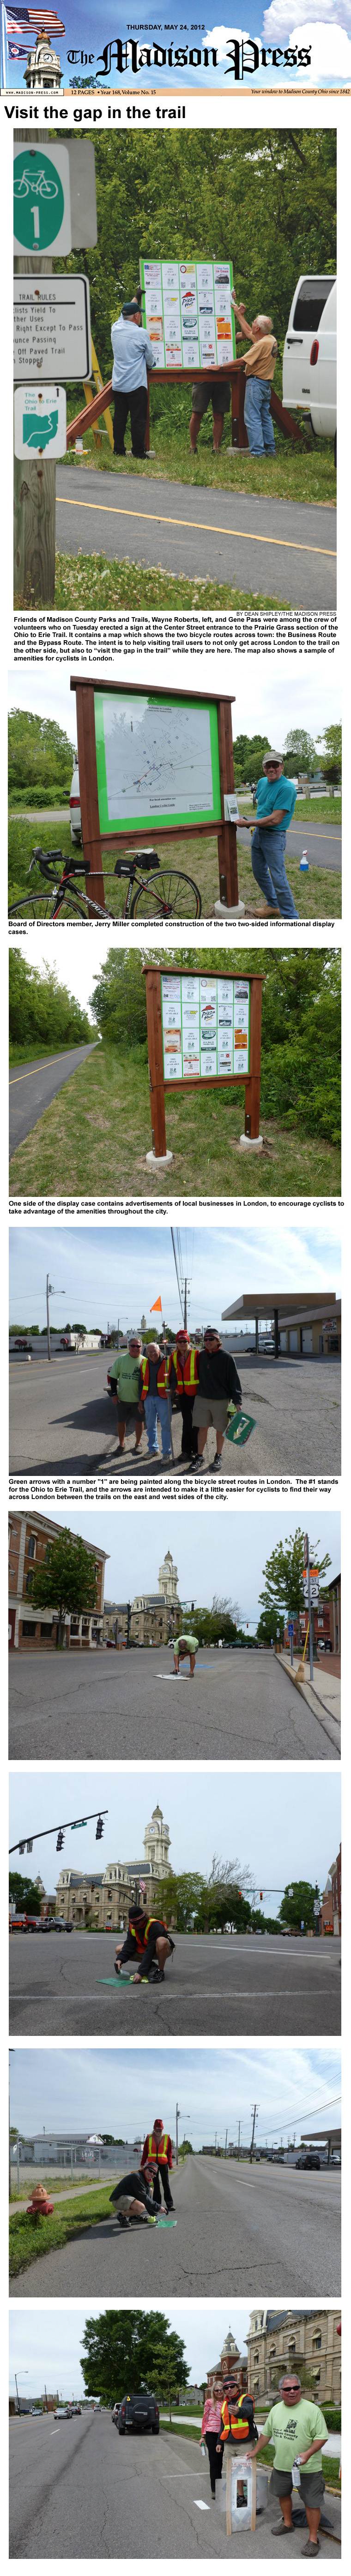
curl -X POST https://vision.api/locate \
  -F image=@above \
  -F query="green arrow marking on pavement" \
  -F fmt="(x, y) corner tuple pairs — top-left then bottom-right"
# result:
(226, 1410), (256, 1446)
(13, 151), (65, 252)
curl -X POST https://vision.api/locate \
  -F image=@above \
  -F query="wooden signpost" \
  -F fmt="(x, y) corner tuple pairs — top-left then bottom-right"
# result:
(71, 675), (243, 914)
(142, 963), (263, 1163)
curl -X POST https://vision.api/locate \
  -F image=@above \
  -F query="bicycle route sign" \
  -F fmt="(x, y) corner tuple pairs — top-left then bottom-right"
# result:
(139, 256), (236, 370)
(94, 689), (223, 835)
(13, 143), (72, 257)
(14, 385), (67, 459)
(14, 278), (91, 385)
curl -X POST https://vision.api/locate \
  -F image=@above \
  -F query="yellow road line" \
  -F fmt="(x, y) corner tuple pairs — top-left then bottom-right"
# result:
(58, 494), (336, 560)
(9, 1053), (84, 1085)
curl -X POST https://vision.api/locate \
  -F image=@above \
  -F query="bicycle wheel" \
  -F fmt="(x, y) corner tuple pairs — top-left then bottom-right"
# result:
(131, 869), (201, 921)
(8, 894), (52, 920)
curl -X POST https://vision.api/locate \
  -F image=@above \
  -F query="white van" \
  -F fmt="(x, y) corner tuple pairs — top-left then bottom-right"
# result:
(70, 754), (82, 845)
(282, 274), (336, 457)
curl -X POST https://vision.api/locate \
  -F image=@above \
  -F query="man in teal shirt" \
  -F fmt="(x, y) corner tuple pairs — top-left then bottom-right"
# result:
(108, 1335), (144, 1457)
(240, 751), (298, 918)
(248, 2370), (328, 2552)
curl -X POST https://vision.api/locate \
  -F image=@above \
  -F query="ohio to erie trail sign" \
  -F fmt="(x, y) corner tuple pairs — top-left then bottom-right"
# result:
(143, 964), (264, 1164)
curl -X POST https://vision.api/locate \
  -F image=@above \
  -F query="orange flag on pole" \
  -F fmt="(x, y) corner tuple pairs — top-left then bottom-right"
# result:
(150, 1296), (163, 1313)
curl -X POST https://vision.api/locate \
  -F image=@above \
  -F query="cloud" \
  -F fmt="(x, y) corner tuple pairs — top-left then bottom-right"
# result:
(262, 0), (351, 34)
(205, 23), (250, 56)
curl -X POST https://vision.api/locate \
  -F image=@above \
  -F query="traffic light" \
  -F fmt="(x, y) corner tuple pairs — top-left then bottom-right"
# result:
(26, 1839), (33, 1853)
(303, 1533), (309, 1567)
(56, 1829), (65, 1852)
(18, 1842), (25, 1855)
(260, 1892), (263, 1902)
(96, 1815), (104, 1841)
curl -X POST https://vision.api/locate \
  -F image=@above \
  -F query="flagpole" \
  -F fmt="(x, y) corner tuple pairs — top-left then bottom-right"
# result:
(162, 1310), (175, 1466)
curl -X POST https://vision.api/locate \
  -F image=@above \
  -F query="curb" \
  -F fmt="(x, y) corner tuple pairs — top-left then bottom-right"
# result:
(278, 1655), (341, 1754)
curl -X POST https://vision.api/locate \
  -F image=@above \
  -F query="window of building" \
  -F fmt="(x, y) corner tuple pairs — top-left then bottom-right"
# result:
(41, 1622), (53, 1637)
(288, 2341), (296, 2355)
(312, 2335), (321, 2351)
(269, 2346), (276, 2358)
(27, 1534), (36, 1559)
(45, 1544), (52, 1562)
(22, 1620), (36, 1636)
(25, 1572), (34, 1593)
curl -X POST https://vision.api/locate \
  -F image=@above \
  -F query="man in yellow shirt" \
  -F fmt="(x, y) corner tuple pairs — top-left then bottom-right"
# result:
(231, 295), (277, 458)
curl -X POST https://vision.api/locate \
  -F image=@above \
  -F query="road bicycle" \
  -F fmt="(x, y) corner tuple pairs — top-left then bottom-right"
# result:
(8, 845), (202, 922)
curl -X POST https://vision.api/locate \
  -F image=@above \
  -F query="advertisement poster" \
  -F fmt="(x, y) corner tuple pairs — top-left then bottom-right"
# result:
(140, 259), (235, 372)
(2, 7), (351, 91)
(161, 976), (251, 1081)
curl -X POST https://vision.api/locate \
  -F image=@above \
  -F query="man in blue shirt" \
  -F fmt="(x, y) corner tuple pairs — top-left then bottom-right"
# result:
(111, 298), (157, 459)
(240, 752), (298, 918)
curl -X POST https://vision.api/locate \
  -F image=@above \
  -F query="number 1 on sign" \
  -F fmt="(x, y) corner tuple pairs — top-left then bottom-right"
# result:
(31, 208), (40, 241)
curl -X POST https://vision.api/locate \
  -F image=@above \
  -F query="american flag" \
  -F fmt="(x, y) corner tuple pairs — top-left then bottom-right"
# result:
(4, 7), (65, 34)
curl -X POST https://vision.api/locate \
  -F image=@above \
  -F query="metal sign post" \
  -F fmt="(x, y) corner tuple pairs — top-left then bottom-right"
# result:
(142, 964), (263, 1166)
(303, 1532), (315, 1685)
(13, 138), (97, 608)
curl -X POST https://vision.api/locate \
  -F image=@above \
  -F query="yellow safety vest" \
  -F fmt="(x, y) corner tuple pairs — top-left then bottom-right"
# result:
(220, 2399), (251, 2445)
(147, 2132), (170, 2164)
(170, 1347), (199, 1390)
(139, 1355), (169, 1395)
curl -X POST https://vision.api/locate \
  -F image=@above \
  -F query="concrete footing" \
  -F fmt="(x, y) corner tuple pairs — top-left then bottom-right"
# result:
(239, 1133), (263, 1152)
(146, 1147), (174, 1167)
(214, 897), (246, 918)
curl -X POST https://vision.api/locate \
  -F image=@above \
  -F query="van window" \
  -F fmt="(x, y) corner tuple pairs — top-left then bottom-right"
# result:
(292, 277), (335, 333)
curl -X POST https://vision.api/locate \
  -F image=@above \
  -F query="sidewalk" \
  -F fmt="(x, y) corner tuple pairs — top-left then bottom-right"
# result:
(279, 1652), (340, 1751)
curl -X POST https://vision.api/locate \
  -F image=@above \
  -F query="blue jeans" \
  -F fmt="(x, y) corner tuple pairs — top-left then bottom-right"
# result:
(244, 376), (276, 455)
(251, 825), (298, 918)
(144, 1394), (172, 1456)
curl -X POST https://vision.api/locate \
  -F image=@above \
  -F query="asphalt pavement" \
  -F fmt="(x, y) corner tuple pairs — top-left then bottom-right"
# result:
(8, 1355), (341, 1477)
(9, 1045), (98, 1157)
(236, 821), (341, 873)
(8, 1646), (336, 1763)
(9, 1929), (341, 2040)
(10, 2148), (340, 2302)
(55, 466), (337, 609)
(9, 2413), (342, 2558)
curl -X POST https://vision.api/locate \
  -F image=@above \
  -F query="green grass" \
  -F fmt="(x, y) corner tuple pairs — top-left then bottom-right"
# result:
(8, 1038), (341, 1203)
(50, 553), (288, 615)
(9, 2183), (115, 2279)
(64, 395), (336, 509)
(8, 815), (341, 921)
(9, 1041), (91, 1066)
(157, 2424), (340, 2487)
(10, 2171), (107, 2202)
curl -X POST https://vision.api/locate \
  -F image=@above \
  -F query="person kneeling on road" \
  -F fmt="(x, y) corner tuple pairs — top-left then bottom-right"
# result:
(173, 1631), (199, 1678)
(109, 2164), (158, 2229)
(115, 1902), (173, 1984)
(240, 751), (298, 922)
(191, 1327), (242, 1473)
(251, 2370), (328, 2554)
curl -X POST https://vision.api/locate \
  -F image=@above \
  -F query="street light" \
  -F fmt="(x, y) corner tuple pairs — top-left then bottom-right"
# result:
(176, 2105), (190, 2165)
(46, 1273), (65, 1364)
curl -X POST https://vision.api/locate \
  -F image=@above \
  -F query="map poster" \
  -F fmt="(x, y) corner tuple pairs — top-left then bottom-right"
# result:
(139, 258), (236, 372)
(93, 690), (222, 833)
(161, 976), (251, 1083)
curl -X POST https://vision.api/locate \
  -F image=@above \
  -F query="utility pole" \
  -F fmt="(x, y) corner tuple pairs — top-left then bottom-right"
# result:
(224, 2128), (228, 2159)
(238, 2120), (240, 2158)
(250, 2103), (258, 2162)
(303, 1531), (314, 1687)
(46, 1272), (51, 1364)
(184, 1277), (188, 1330)
(176, 2104), (180, 2166)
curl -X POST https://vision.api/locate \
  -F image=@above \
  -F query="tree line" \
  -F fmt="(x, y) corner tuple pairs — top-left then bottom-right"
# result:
(9, 949), (95, 1057)
(89, 946), (341, 1148)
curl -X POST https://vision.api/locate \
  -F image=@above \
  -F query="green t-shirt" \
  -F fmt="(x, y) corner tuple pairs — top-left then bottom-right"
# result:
(263, 2398), (327, 2473)
(109, 1350), (142, 1404)
(174, 1634), (199, 1654)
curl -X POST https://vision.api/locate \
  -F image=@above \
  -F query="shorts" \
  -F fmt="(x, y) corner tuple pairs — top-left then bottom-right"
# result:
(191, 377), (230, 416)
(271, 2471), (325, 2506)
(115, 1399), (140, 1423)
(193, 1394), (229, 1432)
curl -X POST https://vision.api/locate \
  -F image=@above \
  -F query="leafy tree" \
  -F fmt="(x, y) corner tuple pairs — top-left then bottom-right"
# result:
(29, 1527), (98, 1651)
(193, 1594), (241, 1645)
(232, 733), (271, 784)
(152, 2332), (189, 2423)
(9, 949), (95, 1054)
(282, 728), (317, 776)
(8, 708), (75, 807)
(316, 724), (342, 791)
(278, 1880), (320, 1931)
(80, 2309), (189, 2410)
(178, 2140), (193, 2160)
(257, 1529), (332, 1639)
(157, 1871), (207, 1932)
(9, 1871), (42, 1914)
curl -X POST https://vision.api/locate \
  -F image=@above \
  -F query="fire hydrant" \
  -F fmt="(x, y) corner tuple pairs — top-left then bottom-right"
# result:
(26, 2183), (54, 2224)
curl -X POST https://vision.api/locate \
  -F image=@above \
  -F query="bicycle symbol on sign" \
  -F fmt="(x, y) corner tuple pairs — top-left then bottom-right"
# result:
(14, 166), (59, 199)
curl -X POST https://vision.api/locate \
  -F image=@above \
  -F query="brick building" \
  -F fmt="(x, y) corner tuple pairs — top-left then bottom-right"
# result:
(8, 1511), (108, 1651)
(56, 1803), (172, 1932)
(103, 1552), (181, 1648)
(321, 1845), (341, 1936)
(246, 2308), (341, 2404)
(206, 2328), (248, 2397)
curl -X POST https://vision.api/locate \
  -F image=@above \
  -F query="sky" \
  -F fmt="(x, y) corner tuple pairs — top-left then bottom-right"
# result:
(9, 1765), (342, 1908)
(9, 1221), (342, 1337)
(8, 663), (340, 766)
(42, 1503), (341, 1628)
(11, 2041), (341, 2154)
(9, 2296), (341, 2402)
(4, 7), (350, 89)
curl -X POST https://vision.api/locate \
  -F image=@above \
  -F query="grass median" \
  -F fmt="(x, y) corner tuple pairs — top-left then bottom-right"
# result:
(9, 2183), (117, 2279)
(157, 2424), (340, 2488)
(8, 1037), (341, 1202)
(8, 815), (341, 922)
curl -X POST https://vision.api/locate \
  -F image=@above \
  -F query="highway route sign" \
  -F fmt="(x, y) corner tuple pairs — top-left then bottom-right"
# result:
(14, 385), (67, 458)
(13, 143), (72, 256)
(14, 277), (91, 384)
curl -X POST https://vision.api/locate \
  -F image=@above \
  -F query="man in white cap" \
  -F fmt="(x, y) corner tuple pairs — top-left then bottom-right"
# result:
(240, 751), (298, 918)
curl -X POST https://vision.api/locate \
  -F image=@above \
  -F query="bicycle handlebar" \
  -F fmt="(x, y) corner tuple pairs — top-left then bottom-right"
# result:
(30, 847), (90, 880)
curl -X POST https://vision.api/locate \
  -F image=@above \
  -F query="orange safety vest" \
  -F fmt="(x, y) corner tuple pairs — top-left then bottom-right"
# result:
(129, 1916), (167, 1953)
(169, 1347), (199, 1391)
(139, 1356), (169, 1397)
(147, 2132), (171, 2165)
(220, 2398), (251, 2446)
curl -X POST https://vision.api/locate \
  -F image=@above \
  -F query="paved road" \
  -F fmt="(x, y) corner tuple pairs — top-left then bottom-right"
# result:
(9, 1930), (341, 2040)
(11, 806), (342, 871)
(55, 466), (337, 611)
(10, 2147), (340, 2302)
(236, 821), (341, 873)
(8, 1646), (336, 1763)
(9, 2413), (342, 2558)
(9, 1045), (98, 1157)
(8, 1355), (341, 1477)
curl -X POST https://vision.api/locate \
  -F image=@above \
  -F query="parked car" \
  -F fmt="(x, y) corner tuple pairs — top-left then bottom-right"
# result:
(71, 2404), (82, 2415)
(70, 756), (82, 845)
(54, 2405), (73, 2419)
(52, 1919), (73, 1933)
(116, 2392), (160, 2435)
(296, 2153), (321, 2170)
(316, 1638), (333, 1654)
(282, 273), (336, 460)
